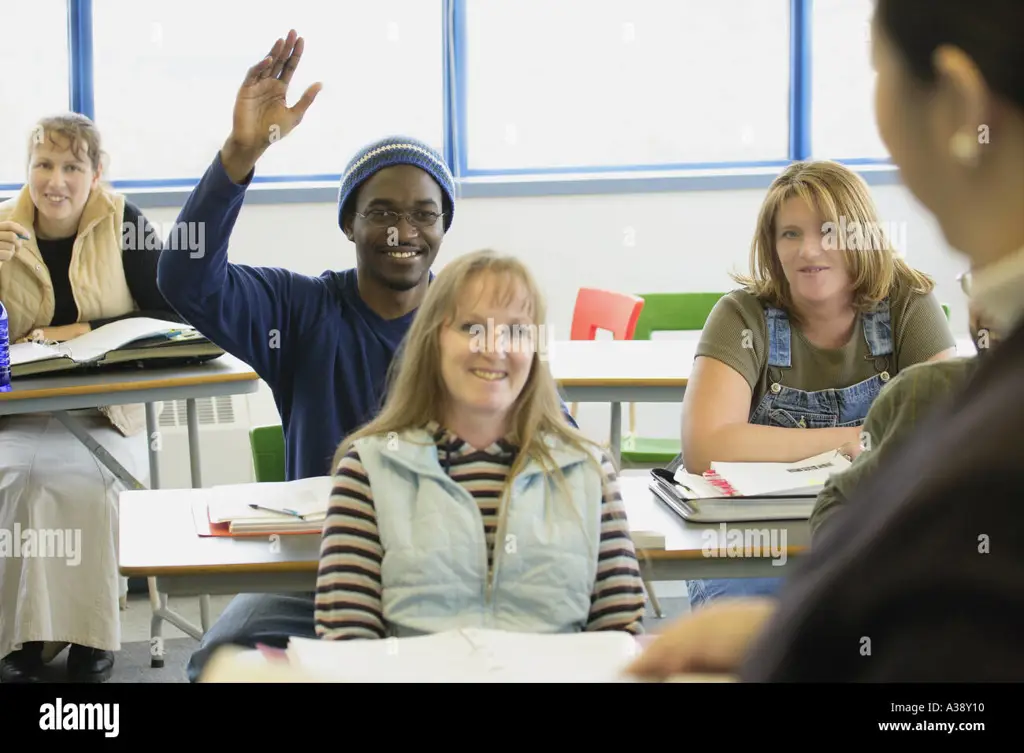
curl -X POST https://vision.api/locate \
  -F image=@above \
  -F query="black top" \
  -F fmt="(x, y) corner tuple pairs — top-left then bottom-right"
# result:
(36, 200), (181, 329)
(739, 317), (1024, 681)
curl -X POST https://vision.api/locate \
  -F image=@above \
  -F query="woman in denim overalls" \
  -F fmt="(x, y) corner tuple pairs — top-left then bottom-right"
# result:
(679, 160), (957, 612)
(686, 301), (895, 608)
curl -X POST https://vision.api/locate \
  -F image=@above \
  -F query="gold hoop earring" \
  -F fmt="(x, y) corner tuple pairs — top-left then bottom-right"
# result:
(950, 130), (980, 167)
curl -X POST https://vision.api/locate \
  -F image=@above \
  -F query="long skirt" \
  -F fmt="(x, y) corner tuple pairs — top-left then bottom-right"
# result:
(0, 411), (149, 661)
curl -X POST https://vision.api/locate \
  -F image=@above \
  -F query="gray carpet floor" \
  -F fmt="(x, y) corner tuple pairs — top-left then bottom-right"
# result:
(30, 596), (691, 683)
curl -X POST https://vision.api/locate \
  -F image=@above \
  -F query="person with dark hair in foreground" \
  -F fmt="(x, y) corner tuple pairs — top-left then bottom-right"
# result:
(627, 0), (1024, 682)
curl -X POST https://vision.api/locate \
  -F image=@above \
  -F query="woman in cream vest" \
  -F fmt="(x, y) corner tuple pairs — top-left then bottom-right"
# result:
(313, 250), (647, 643)
(0, 113), (181, 682)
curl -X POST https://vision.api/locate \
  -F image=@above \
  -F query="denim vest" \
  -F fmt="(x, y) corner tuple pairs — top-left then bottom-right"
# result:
(353, 429), (604, 638)
(749, 300), (894, 428)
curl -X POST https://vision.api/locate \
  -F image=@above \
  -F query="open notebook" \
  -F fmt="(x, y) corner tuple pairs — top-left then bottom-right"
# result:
(199, 643), (736, 683)
(204, 476), (333, 535)
(203, 476), (333, 535)
(283, 629), (644, 683)
(8, 317), (223, 377)
(651, 450), (852, 523)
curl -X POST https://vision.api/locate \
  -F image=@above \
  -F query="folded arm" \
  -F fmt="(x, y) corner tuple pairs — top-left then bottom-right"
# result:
(682, 356), (858, 474)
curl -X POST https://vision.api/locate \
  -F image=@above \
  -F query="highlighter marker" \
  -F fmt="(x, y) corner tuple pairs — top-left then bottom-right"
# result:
(16, 233), (29, 240)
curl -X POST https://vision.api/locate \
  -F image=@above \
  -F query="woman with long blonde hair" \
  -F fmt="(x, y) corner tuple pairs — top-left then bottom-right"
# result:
(314, 249), (646, 639)
(681, 159), (957, 608)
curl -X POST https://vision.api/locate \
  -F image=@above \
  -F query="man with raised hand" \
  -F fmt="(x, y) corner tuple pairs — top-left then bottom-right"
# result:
(156, 30), (577, 681)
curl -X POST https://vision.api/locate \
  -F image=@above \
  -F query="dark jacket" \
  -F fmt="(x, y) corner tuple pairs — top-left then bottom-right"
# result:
(739, 316), (1024, 681)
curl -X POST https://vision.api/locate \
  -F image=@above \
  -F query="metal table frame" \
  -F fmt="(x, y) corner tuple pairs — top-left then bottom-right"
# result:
(0, 364), (259, 667)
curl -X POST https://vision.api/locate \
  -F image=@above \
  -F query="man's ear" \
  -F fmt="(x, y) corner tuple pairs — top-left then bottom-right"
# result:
(341, 212), (355, 242)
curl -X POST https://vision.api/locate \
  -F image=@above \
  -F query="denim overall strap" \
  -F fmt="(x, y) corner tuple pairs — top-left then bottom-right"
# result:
(860, 298), (894, 380)
(765, 306), (792, 368)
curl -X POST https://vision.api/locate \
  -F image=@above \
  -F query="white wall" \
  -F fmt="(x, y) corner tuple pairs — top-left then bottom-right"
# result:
(142, 180), (970, 479)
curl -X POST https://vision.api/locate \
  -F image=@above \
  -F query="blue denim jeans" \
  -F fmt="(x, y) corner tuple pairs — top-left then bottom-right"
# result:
(186, 592), (316, 682)
(687, 577), (784, 609)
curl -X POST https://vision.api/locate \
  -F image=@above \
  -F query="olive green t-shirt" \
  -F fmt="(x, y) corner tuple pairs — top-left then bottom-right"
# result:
(695, 286), (956, 414)
(809, 355), (979, 540)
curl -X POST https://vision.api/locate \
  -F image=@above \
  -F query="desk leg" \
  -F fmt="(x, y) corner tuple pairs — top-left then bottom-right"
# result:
(51, 411), (146, 491)
(186, 399), (213, 638)
(143, 404), (165, 667)
(145, 403), (161, 489)
(186, 398), (203, 488)
(609, 402), (622, 467)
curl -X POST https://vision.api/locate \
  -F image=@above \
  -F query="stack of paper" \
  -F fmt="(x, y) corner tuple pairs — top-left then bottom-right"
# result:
(283, 628), (643, 683)
(650, 451), (852, 523)
(206, 476), (333, 534)
(674, 450), (851, 499)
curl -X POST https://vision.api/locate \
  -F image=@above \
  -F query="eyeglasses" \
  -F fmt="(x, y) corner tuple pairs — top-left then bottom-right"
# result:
(957, 270), (973, 296)
(355, 209), (445, 228)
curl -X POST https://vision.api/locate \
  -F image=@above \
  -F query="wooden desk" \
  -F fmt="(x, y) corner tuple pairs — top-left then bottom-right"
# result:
(119, 472), (811, 599)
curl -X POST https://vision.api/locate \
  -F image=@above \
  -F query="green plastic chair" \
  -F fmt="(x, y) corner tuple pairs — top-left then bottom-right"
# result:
(620, 292), (726, 466)
(250, 424), (286, 483)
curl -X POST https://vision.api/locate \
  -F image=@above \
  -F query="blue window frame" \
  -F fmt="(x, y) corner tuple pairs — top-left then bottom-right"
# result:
(0, 0), (899, 205)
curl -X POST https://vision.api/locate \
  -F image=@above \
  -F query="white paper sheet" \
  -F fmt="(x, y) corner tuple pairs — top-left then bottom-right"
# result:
(286, 628), (642, 683)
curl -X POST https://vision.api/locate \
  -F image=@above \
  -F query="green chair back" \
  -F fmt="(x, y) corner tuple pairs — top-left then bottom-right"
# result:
(941, 303), (950, 321)
(632, 292), (725, 339)
(250, 424), (286, 483)
(621, 292), (725, 466)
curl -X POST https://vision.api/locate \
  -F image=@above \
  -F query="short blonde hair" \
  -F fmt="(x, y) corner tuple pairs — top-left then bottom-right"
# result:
(732, 160), (934, 319)
(26, 112), (107, 174)
(333, 249), (606, 495)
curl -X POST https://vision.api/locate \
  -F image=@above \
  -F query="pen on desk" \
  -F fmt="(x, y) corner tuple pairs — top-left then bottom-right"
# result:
(248, 503), (306, 520)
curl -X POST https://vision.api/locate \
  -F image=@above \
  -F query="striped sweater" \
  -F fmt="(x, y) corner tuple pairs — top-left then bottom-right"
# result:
(315, 425), (646, 639)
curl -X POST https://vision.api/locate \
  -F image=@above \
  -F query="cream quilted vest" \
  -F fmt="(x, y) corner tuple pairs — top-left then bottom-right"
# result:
(0, 184), (146, 437)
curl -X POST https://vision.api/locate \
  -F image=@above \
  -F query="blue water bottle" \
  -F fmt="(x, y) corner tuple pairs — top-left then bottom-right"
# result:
(0, 299), (11, 392)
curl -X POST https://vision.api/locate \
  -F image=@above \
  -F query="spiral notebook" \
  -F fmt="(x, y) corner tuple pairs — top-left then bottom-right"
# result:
(8, 317), (222, 377)
(650, 450), (851, 523)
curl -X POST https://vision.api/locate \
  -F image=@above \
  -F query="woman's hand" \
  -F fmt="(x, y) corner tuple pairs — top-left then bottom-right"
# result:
(15, 323), (91, 344)
(623, 597), (778, 679)
(0, 220), (30, 262)
(221, 29), (322, 183)
(838, 425), (867, 461)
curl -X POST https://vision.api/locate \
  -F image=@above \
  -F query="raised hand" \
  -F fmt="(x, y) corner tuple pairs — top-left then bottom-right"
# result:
(221, 30), (322, 182)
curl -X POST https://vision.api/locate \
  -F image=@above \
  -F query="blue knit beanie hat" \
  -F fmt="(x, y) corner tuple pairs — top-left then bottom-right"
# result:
(338, 136), (456, 232)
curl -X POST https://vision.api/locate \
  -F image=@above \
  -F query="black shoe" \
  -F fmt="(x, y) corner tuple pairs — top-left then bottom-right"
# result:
(0, 642), (45, 683)
(66, 644), (115, 683)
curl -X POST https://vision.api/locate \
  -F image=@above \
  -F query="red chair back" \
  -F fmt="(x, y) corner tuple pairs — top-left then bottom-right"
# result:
(570, 288), (645, 341)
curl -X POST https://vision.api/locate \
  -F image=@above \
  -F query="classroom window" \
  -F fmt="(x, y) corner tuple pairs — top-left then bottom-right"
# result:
(90, 0), (446, 183)
(810, 0), (890, 161)
(459, 0), (792, 174)
(0, 0), (71, 188)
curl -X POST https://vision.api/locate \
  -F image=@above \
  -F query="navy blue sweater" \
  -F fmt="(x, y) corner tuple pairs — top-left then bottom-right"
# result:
(157, 154), (576, 481)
